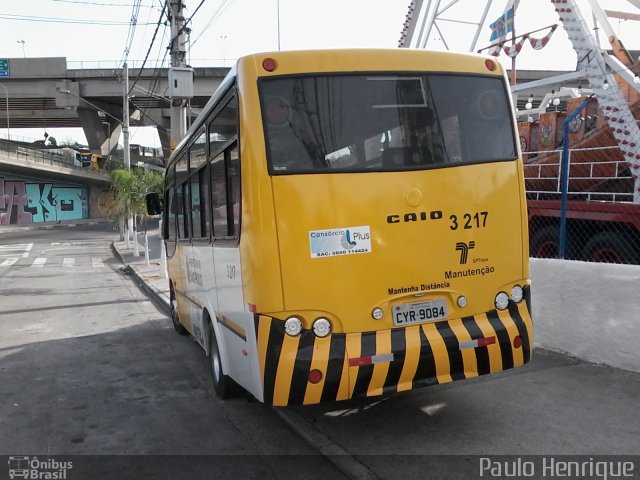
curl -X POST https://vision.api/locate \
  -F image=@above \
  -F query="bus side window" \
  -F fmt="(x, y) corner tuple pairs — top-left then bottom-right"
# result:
(210, 151), (228, 237)
(198, 167), (210, 238)
(167, 187), (177, 242)
(177, 183), (189, 239)
(190, 176), (202, 238)
(175, 153), (190, 240)
(209, 143), (239, 238)
(189, 128), (208, 239)
(228, 144), (240, 236)
(166, 164), (177, 243)
(207, 91), (239, 239)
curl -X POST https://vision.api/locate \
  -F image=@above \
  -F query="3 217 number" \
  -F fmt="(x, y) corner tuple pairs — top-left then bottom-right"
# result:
(449, 211), (488, 231)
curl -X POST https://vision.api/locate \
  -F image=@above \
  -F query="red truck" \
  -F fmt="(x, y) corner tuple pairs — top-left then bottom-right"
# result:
(521, 94), (640, 265)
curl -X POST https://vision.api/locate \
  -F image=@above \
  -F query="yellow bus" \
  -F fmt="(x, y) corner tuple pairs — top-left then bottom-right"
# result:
(148, 49), (533, 406)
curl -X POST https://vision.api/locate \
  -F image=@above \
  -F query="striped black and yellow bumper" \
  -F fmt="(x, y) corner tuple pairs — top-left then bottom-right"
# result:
(255, 289), (532, 407)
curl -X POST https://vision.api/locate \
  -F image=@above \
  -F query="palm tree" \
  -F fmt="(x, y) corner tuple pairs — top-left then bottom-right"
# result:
(108, 168), (164, 240)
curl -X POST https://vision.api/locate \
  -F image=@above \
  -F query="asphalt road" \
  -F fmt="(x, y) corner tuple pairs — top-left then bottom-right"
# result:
(0, 224), (346, 480)
(2, 223), (639, 480)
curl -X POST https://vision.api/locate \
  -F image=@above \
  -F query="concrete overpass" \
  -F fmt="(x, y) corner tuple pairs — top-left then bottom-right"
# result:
(0, 57), (229, 161)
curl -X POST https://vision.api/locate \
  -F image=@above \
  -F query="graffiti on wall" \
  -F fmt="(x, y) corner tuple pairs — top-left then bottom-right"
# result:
(0, 176), (88, 225)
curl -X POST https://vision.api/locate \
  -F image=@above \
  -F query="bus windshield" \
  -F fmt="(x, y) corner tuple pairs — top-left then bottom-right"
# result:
(259, 74), (517, 174)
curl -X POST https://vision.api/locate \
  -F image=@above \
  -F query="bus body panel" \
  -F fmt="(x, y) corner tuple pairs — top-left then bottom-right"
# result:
(211, 244), (254, 390)
(254, 291), (532, 406)
(169, 243), (194, 334)
(236, 60), (286, 314)
(240, 48), (506, 80)
(270, 162), (526, 334)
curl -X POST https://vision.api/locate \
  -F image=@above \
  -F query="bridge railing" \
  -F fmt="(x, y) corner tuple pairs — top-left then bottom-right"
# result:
(66, 58), (232, 70)
(0, 140), (106, 175)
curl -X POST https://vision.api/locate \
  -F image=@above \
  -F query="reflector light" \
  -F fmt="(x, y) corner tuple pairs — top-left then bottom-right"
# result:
(457, 296), (468, 308)
(372, 308), (384, 320)
(510, 285), (524, 303)
(262, 58), (277, 72)
(248, 303), (257, 313)
(313, 318), (332, 337)
(478, 336), (496, 347)
(284, 316), (303, 336)
(308, 369), (323, 384)
(513, 335), (523, 348)
(349, 353), (394, 366)
(495, 292), (509, 310)
(349, 356), (372, 367)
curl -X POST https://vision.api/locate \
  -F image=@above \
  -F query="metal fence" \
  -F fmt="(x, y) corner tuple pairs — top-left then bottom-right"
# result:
(66, 58), (232, 71)
(0, 140), (112, 176)
(524, 145), (640, 265)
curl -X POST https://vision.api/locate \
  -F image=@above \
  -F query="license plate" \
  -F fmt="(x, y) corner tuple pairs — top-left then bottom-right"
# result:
(392, 299), (448, 327)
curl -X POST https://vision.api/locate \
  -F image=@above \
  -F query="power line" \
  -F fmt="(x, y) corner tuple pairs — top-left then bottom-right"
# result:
(191, 0), (236, 47)
(48, 0), (156, 7)
(129, 2), (169, 94)
(0, 13), (155, 25)
(167, 0), (208, 50)
(120, 0), (144, 66)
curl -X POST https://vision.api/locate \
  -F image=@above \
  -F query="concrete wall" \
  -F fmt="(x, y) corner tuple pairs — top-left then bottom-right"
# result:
(530, 258), (640, 372)
(0, 173), (88, 224)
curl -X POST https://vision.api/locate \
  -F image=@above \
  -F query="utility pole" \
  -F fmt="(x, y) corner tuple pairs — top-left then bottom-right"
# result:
(167, 0), (193, 150)
(123, 62), (131, 171)
(123, 62), (138, 255)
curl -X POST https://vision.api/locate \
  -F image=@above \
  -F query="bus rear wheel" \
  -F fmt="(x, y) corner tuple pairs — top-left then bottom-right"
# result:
(208, 327), (239, 399)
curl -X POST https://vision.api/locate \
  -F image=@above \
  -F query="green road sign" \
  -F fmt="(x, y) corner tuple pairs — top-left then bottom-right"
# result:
(0, 59), (9, 77)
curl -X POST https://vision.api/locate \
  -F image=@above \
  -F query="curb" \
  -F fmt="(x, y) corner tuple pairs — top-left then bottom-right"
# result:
(110, 243), (170, 315)
(1, 218), (111, 234)
(274, 409), (380, 480)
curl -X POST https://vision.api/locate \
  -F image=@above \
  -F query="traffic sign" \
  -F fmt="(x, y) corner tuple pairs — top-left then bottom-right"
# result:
(0, 59), (9, 77)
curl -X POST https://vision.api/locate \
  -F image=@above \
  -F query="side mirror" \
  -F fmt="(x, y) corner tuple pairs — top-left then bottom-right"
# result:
(146, 192), (163, 215)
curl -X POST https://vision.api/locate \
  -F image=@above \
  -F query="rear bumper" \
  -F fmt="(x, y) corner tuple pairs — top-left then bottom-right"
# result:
(255, 286), (533, 406)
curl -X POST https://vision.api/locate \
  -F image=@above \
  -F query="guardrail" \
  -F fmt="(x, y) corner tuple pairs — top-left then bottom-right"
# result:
(0, 141), (108, 177)
(66, 58), (233, 70)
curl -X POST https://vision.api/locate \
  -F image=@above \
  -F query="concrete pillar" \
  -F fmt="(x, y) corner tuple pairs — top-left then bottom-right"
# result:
(77, 106), (121, 153)
(155, 118), (173, 164)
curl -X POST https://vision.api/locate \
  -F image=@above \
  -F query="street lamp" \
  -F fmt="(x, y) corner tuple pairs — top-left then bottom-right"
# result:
(17, 40), (26, 58)
(0, 84), (10, 141)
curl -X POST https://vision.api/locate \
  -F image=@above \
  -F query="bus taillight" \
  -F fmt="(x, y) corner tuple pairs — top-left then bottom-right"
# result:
(308, 369), (323, 384)
(262, 58), (278, 72)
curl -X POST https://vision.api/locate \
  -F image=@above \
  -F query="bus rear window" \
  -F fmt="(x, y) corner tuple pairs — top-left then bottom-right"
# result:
(259, 74), (516, 174)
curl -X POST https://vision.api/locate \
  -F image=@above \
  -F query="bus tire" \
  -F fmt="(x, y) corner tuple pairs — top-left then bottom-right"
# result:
(208, 327), (239, 399)
(530, 226), (560, 259)
(581, 232), (640, 265)
(170, 297), (187, 335)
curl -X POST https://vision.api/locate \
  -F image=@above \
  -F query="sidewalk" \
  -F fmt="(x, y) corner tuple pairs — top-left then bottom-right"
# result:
(111, 239), (170, 313)
(0, 217), (112, 233)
